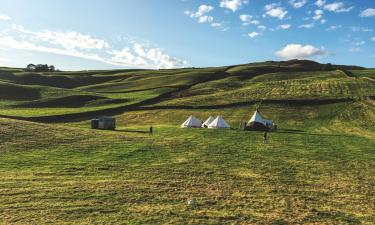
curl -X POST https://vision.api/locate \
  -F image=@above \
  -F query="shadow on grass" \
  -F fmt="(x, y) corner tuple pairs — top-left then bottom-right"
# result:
(276, 129), (349, 137)
(114, 129), (150, 134)
(277, 129), (306, 134)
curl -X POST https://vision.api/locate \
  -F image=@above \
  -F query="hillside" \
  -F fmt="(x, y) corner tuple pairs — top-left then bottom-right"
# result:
(0, 60), (374, 224)
(0, 60), (373, 121)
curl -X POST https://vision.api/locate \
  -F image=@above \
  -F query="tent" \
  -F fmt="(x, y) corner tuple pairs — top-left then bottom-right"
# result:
(245, 110), (272, 131)
(181, 115), (202, 128)
(208, 115), (230, 129)
(202, 116), (214, 128)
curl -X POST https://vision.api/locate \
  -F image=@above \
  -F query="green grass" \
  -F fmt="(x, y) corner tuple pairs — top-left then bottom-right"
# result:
(77, 70), (221, 93)
(0, 87), (175, 117)
(0, 81), (41, 101)
(349, 69), (375, 79)
(0, 61), (374, 224)
(156, 77), (374, 107)
(0, 101), (374, 224)
(1, 63), (373, 119)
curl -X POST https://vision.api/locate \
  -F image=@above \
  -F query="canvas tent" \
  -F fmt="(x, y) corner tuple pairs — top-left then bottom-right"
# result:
(208, 116), (230, 129)
(181, 115), (202, 128)
(245, 110), (273, 131)
(202, 116), (214, 128)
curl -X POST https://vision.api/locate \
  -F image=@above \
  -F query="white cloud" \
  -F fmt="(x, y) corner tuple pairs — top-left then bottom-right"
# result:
(133, 42), (146, 57)
(313, 10), (324, 20)
(312, 9), (326, 24)
(299, 23), (314, 29)
(110, 42), (188, 69)
(354, 41), (365, 46)
(111, 47), (147, 66)
(35, 31), (110, 50)
(250, 20), (260, 25)
(351, 27), (372, 32)
(240, 15), (252, 22)
(211, 22), (222, 27)
(275, 44), (327, 59)
(0, 34), (106, 62)
(324, 2), (353, 13)
(0, 13), (11, 21)
(240, 14), (252, 25)
(372, 37), (375, 42)
(278, 24), (291, 30)
(210, 22), (229, 31)
(11, 24), (30, 33)
(264, 4), (288, 20)
(315, 0), (326, 7)
(220, 0), (248, 12)
(239, 15), (260, 26)
(349, 47), (360, 52)
(360, 8), (375, 17)
(248, 32), (260, 38)
(198, 15), (213, 23)
(288, 0), (307, 9)
(1, 25), (188, 69)
(188, 5), (213, 17)
(185, 5), (214, 23)
(258, 25), (267, 30)
(0, 57), (11, 62)
(326, 25), (342, 31)
(12, 24), (110, 50)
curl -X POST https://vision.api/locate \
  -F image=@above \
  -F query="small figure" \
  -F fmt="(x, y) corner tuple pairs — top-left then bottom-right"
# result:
(263, 131), (268, 143)
(149, 126), (153, 136)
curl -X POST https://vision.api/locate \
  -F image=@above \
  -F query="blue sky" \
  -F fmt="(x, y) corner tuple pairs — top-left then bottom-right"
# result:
(0, 0), (374, 70)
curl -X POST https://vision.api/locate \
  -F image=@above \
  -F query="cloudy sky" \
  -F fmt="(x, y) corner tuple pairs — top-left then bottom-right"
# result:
(0, 0), (374, 70)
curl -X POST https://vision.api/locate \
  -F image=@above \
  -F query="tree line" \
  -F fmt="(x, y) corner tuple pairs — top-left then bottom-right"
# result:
(26, 64), (59, 72)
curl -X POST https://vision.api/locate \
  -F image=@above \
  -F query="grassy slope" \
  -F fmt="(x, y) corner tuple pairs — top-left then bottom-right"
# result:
(0, 101), (374, 224)
(0, 61), (374, 224)
(0, 87), (175, 117)
(156, 70), (374, 107)
(0, 68), (223, 117)
(0, 61), (373, 118)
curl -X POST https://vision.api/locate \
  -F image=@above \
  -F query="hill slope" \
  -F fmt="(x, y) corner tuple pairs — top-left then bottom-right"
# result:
(0, 60), (373, 120)
(0, 60), (374, 224)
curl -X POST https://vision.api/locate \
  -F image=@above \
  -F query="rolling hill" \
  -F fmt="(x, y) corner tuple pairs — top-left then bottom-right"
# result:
(0, 60), (373, 120)
(0, 60), (374, 224)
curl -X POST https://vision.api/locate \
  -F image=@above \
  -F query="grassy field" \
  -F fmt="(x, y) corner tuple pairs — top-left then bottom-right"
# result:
(0, 60), (374, 224)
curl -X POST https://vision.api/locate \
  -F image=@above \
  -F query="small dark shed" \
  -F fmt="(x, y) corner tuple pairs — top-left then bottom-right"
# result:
(91, 119), (99, 129)
(91, 116), (116, 130)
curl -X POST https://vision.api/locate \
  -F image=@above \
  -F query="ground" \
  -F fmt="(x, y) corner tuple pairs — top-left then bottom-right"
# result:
(0, 60), (374, 224)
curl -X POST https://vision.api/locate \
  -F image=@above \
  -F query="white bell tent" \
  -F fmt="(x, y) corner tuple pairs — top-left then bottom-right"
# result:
(181, 115), (202, 128)
(246, 110), (273, 131)
(208, 115), (230, 129)
(202, 116), (214, 128)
